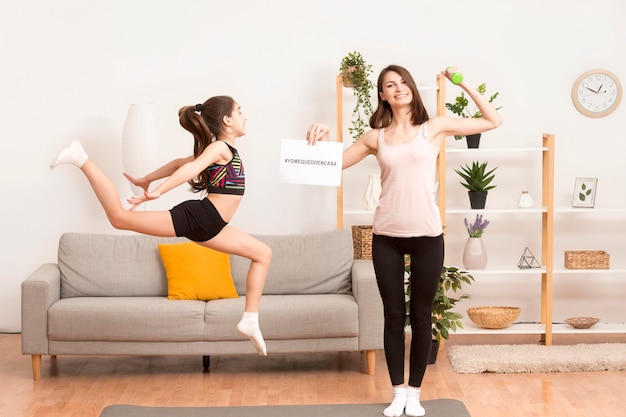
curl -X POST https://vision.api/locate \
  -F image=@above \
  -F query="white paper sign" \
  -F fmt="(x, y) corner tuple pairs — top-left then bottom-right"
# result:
(279, 139), (343, 187)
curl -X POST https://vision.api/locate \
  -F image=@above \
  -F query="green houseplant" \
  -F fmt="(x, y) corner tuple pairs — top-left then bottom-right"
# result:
(455, 161), (497, 209)
(405, 261), (474, 362)
(339, 51), (375, 140)
(445, 83), (501, 147)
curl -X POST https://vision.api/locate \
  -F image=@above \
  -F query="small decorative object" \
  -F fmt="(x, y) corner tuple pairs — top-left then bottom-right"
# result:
(518, 189), (534, 208)
(455, 161), (497, 209)
(518, 247), (542, 269)
(564, 250), (609, 269)
(571, 68), (622, 118)
(339, 51), (375, 141)
(572, 177), (598, 208)
(445, 82), (502, 146)
(363, 173), (381, 210)
(351, 225), (373, 260)
(565, 317), (600, 329)
(462, 214), (489, 269)
(467, 306), (521, 329)
(122, 103), (158, 196)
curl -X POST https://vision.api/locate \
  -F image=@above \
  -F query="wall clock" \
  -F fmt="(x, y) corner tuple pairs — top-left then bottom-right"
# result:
(572, 69), (622, 117)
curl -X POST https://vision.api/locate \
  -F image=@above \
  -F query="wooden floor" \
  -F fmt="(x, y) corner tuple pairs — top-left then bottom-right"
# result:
(2, 333), (625, 417)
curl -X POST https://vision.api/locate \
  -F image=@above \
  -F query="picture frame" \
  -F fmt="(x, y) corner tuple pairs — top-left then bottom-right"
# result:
(572, 177), (598, 208)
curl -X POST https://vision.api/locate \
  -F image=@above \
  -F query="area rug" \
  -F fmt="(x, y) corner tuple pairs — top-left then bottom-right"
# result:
(99, 399), (470, 417)
(448, 343), (626, 374)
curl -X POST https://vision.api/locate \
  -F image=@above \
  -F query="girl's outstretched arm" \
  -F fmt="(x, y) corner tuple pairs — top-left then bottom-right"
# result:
(126, 142), (230, 207)
(124, 155), (195, 192)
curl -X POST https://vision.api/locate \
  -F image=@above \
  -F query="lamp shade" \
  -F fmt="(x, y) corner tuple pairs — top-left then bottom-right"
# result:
(121, 103), (158, 195)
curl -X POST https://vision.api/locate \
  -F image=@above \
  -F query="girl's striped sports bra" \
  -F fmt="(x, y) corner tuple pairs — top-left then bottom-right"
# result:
(207, 142), (245, 195)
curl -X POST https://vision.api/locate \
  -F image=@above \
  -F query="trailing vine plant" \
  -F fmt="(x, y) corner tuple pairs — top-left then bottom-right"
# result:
(339, 51), (375, 141)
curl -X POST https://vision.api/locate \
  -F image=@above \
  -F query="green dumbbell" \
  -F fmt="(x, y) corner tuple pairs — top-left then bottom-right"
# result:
(446, 67), (464, 85)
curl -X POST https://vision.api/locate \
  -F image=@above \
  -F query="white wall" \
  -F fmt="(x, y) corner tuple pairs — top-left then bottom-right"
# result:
(2, 0), (625, 331)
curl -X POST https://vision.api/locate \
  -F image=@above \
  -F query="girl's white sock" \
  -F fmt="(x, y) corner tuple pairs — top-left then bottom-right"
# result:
(383, 386), (406, 417)
(50, 140), (88, 169)
(236, 312), (267, 356)
(405, 386), (425, 417)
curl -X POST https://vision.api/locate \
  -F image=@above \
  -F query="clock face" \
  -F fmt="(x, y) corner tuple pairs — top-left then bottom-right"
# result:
(572, 69), (622, 117)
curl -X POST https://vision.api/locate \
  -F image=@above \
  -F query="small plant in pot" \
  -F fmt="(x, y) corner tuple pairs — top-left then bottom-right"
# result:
(339, 51), (375, 141)
(445, 83), (501, 148)
(455, 161), (497, 209)
(405, 260), (474, 363)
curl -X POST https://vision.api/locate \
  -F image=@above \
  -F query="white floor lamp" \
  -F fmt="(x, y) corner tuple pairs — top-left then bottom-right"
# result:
(121, 103), (158, 198)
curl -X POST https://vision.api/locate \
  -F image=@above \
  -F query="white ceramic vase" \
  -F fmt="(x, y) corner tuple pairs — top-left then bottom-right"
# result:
(462, 237), (488, 269)
(363, 173), (382, 211)
(121, 103), (158, 196)
(518, 190), (534, 208)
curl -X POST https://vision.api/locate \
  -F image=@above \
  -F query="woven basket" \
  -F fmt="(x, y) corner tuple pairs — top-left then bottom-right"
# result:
(565, 317), (600, 329)
(564, 250), (609, 269)
(467, 306), (521, 329)
(352, 225), (372, 260)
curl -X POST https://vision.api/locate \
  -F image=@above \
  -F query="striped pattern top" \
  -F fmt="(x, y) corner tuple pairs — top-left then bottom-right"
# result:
(207, 142), (245, 195)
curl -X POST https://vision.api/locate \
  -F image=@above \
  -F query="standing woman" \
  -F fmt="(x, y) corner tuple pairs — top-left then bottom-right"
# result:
(307, 66), (502, 416)
(51, 95), (271, 356)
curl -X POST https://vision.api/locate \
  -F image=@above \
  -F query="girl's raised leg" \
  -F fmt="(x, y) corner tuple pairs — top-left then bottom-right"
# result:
(51, 140), (176, 237)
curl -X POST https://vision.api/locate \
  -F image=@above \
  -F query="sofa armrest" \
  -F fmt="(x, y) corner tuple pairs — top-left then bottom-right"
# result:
(21, 263), (61, 354)
(351, 259), (384, 351)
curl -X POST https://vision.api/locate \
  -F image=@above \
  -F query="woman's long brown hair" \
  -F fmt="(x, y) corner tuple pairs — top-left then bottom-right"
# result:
(370, 65), (429, 129)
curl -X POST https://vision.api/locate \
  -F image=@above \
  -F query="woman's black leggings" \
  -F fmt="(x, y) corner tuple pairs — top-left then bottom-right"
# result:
(372, 233), (444, 387)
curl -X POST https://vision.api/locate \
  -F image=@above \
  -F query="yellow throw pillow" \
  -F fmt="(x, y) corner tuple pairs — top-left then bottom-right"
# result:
(157, 242), (239, 301)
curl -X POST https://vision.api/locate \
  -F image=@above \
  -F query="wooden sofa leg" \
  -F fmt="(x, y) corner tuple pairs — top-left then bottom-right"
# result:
(365, 350), (376, 375)
(202, 355), (210, 371)
(32, 354), (41, 381)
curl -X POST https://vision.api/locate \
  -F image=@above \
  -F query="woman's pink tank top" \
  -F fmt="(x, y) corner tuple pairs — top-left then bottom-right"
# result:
(372, 123), (443, 238)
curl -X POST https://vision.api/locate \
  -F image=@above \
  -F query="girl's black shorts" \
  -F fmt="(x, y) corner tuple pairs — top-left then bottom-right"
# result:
(169, 198), (227, 242)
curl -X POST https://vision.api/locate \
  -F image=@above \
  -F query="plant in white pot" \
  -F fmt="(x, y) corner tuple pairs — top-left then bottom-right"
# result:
(445, 83), (501, 148)
(462, 214), (490, 270)
(339, 51), (375, 141)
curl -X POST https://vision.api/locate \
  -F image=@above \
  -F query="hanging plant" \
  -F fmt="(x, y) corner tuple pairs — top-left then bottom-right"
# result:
(339, 51), (375, 141)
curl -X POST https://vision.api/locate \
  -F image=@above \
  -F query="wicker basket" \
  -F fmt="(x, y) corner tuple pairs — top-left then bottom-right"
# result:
(564, 250), (609, 269)
(352, 225), (373, 259)
(467, 306), (521, 329)
(564, 317), (600, 329)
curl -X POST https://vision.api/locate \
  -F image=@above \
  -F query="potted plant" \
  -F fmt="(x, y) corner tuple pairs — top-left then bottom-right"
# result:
(462, 214), (490, 270)
(339, 51), (375, 141)
(405, 261), (474, 363)
(445, 83), (501, 148)
(454, 161), (497, 209)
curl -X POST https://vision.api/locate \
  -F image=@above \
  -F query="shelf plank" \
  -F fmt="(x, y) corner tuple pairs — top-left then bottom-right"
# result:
(455, 320), (546, 335)
(445, 146), (548, 153)
(454, 320), (626, 336)
(552, 323), (626, 334)
(446, 207), (548, 214)
(461, 267), (546, 274)
(555, 207), (626, 213)
(553, 267), (626, 274)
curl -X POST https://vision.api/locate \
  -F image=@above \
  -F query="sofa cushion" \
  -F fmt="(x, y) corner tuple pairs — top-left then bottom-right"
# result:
(157, 242), (238, 301)
(48, 297), (206, 342)
(229, 229), (353, 295)
(202, 294), (359, 340)
(58, 233), (185, 298)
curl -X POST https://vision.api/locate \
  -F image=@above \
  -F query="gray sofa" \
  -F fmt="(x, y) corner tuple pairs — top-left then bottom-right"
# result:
(21, 229), (383, 380)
